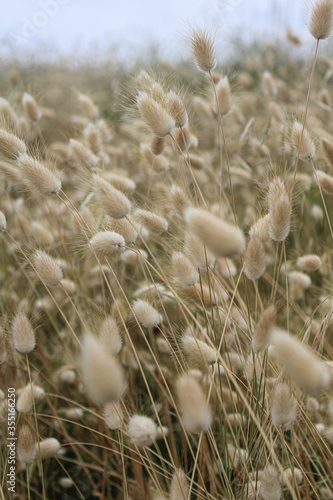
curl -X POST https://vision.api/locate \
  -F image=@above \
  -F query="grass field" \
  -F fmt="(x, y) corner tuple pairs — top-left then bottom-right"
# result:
(0, 2), (333, 499)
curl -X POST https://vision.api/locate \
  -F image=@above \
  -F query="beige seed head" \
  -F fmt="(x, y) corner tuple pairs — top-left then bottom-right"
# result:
(106, 216), (137, 245)
(173, 125), (193, 151)
(132, 299), (162, 328)
(170, 469), (189, 500)
(262, 71), (278, 96)
(33, 250), (63, 287)
(169, 184), (191, 218)
(137, 92), (175, 137)
(184, 231), (215, 269)
(150, 135), (165, 156)
(78, 93), (99, 119)
(271, 328), (331, 393)
(321, 137), (333, 166)
(16, 383), (45, 413)
(175, 374), (212, 432)
(244, 236), (267, 280)
(314, 169), (333, 194)
(306, 396), (320, 412)
(69, 139), (99, 170)
(249, 214), (271, 241)
(89, 231), (125, 257)
(288, 271), (312, 289)
(0, 97), (17, 126)
(172, 251), (199, 287)
(107, 173), (136, 193)
(185, 207), (246, 257)
(22, 93), (42, 122)
(134, 209), (168, 235)
(291, 121), (315, 160)
(103, 400), (124, 430)
(260, 464), (281, 500)
(270, 382), (297, 426)
(79, 334), (126, 404)
(17, 154), (61, 196)
(31, 221), (53, 246)
(166, 90), (188, 128)
(94, 175), (131, 219)
(268, 177), (291, 242)
(213, 76), (232, 116)
(281, 468), (303, 486)
(308, 0), (333, 40)
(297, 254), (322, 272)
(11, 312), (36, 354)
(0, 129), (27, 160)
(188, 28), (217, 73)
(17, 426), (36, 464)
(0, 211), (6, 232)
(128, 415), (157, 447)
(38, 438), (60, 459)
(99, 316), (122, 355)
(252, 305), (277, 352)
(181, 334), (217, 367)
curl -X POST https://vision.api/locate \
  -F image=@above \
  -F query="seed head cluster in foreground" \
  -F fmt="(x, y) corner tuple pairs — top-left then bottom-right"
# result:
(0, 5), (333, 499)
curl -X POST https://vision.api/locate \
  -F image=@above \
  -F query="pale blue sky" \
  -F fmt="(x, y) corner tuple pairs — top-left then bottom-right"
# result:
(1, 0), (312, 61)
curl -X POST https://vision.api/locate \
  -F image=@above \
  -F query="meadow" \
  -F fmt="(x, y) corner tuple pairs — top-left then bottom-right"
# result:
(0, 1), (333, 499)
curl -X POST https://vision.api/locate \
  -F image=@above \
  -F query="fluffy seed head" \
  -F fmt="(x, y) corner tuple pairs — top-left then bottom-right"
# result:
(270, 382), (297, 426)
(321, 138), (333, 166)
(291, 121), (315, 160)
(185, 207), (246, 257)
(166, 90), (188, 128)
(17, 426), (36, 464)
(0, 129), (27, 160)
(260, 464), (281, 500)
(170, 469), (189, 500)
(182, 334), (217, 367)
(134, 209), (168, 235)
(128, 415), (157, 447)
(262, 71), (278, 96)
(252, 306), (277, 352)
(297, 254), (322, 272)
(78, 93), (98, 118)
(38, 438), (60, 459)
(137, 92), (175, 137)
(17, 154), (61, 196)
(268, 177), (291, 242)
(0, 211), (6, 232)
(281, 468), (303, 486)
(132, 299), (162, 328)
(172, 251), (199, 287)
(106, 216), (137, 245)
(249, 214), (271, 241)
(188, 28), (217, 73)
(271, 329), (331, 392)
(0, 97), (17, 126)
(94, 175), (131, 219)
(89, 231), (125, 257)
(175, 374), (212, 432)
(69, 139), (99, 170)
(11, 312), (36, 354)
(16, 383), (45, 413)
(169, 184), (191, 218)
(244, 236), (267, 280)
(288, 271), (312, 289)
(99, 316), (122, 355)
(22, 93), (42, 122)
(150, 135), (165, 156)
(103, 401), (124, 430)
(308, 0), (333, 40)
(79, 334), (126, 404)
(184, 231), (215, 269)
(314, 169), (333, 194)
(213, 76), (232, 116)
(33, 250), (63, 287)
